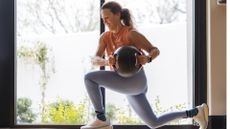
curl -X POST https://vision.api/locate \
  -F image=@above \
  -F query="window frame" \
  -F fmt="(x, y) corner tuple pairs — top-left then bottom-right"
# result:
(0, 0), (206, 128)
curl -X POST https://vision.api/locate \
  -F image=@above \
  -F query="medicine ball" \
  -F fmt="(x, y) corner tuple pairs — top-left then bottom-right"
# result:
(113, 46), (143, 77)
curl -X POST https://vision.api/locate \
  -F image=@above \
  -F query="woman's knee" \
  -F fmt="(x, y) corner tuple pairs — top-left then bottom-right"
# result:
(84, 72), (90, 81)
(84, 72), (95, 86)
(145, 120), (159, 129)
(84, 71), (95, 81)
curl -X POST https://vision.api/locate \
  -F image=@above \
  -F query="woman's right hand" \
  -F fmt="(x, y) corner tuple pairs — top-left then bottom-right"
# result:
(91, 56), (108, 66)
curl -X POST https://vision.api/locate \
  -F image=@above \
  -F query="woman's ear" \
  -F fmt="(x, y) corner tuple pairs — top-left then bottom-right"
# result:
(115, 12), (121, 19)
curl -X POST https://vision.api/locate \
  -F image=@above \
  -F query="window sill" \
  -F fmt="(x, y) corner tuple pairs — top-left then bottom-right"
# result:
(13, 124), (198, 129)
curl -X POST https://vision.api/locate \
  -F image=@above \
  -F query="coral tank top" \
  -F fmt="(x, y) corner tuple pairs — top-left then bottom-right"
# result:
(102, 26), (134, 57)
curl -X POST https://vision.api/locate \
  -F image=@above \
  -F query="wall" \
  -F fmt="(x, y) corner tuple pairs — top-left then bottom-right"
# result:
(207, 0), (226, 115)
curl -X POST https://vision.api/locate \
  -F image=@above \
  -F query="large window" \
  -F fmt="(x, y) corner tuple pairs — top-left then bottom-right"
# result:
(16, 0), (100, 124)
(16, 0), (195, 127)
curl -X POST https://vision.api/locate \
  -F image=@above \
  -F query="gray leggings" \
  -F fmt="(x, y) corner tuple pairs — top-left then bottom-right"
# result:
(84, 69), (187, 129)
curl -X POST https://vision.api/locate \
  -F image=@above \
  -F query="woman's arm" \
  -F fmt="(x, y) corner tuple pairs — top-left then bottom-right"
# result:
(91, 34), (107, 66)
(95, 33), (106, 57)
(127, 30), (160, 65)
(92, 33), (115, 66)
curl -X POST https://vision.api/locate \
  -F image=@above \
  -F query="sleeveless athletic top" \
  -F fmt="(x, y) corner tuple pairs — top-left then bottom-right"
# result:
(102, 26), (145, 70)
(102, 26), (134, 57)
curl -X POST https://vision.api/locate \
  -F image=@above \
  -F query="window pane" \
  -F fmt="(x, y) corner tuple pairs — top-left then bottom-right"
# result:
(16, 0), (100, 124)
(105, 0), (193, 125)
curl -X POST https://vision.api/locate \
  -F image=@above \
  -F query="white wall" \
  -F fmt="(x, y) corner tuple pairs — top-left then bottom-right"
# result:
(207, 0), (226, 115)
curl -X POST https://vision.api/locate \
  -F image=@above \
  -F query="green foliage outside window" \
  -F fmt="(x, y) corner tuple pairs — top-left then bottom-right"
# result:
(17, 97), (37, 123)
(41, 97), (88, 124)
(16, 95), (186, 125)
(17, 41), (55, 121)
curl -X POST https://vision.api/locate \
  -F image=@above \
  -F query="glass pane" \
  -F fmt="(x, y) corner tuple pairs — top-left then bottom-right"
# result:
(16, 0), (100, 124)
(105, 0), (193, 125)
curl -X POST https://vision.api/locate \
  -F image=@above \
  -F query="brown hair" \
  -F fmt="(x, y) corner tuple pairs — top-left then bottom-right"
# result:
(101, 1), (133, 27)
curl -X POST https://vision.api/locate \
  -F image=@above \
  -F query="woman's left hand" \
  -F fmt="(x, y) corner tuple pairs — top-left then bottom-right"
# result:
(137, 55), (149, 65)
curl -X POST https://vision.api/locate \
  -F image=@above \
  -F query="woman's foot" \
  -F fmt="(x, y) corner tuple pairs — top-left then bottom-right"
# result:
(193, 103), (209, 129)
(80, 118), (111, 129)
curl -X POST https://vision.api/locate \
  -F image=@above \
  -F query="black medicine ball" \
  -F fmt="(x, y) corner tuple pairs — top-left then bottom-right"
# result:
(113, 46), (143, 77)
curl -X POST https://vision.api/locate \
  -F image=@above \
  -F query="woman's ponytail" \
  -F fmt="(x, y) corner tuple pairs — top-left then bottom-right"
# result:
(121, 8), (133, 27)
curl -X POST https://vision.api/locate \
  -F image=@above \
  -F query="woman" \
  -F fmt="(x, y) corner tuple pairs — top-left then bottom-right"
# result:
(81, 1), (209, 129)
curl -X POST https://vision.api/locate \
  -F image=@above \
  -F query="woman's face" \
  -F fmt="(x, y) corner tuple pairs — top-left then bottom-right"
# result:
(101, 9), (120, 31)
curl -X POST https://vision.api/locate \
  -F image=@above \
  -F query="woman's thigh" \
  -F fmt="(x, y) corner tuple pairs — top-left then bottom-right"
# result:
(84, 69), (147, 95)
